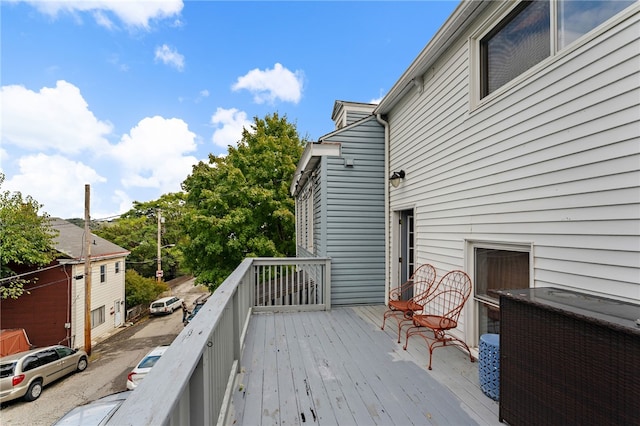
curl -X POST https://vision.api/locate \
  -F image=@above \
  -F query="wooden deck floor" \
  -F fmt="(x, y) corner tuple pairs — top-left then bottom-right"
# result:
(227, 305), (500, 425)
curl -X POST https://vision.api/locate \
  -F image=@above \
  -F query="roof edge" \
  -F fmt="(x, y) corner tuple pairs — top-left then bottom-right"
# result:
(290, 142), (341, 196)
(374, 0), (489, 115)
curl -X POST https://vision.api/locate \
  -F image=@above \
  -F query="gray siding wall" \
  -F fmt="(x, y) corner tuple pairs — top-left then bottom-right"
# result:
(322, 117), (386, 305)
(313, 166), (324, 256)
(388, 4), (639, 302)
(345, 110), (373, 126)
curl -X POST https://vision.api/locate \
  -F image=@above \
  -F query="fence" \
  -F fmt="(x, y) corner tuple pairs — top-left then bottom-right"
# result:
(107, 256), (331, 425)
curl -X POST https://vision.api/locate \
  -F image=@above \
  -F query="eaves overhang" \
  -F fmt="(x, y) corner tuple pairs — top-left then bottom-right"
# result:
(290, 142), (341, 197)
(57, 251), (131, 265)
(373, 0), (490, 116)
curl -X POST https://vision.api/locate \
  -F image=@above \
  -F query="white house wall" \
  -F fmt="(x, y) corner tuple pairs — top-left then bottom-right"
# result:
(71, 257), (126, 348)
(388, 4), (639, 302)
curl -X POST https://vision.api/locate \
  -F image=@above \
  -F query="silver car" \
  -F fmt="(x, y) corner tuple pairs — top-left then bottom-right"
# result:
(53, 391), (131, 425)
(0, 345), (88, 403)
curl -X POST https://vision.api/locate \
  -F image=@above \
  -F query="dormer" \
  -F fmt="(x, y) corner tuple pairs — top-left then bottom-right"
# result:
(331, 101), (377, 130)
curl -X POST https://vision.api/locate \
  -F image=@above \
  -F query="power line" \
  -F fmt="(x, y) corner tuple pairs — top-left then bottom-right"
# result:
(0, 264), (63, 284)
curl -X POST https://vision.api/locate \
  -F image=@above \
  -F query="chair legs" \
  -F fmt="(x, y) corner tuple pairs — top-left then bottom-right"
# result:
(381, 308), (399, 330)
(382, 310), (415, 343)
(403, 327), (475, 370)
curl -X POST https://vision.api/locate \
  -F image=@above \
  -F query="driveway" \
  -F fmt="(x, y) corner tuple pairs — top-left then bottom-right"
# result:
(0, 277), (209, 425)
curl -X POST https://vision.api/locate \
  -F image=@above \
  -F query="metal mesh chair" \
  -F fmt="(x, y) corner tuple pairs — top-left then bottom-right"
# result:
(403, 269), (474, 370)
(381, 263), (438, 342)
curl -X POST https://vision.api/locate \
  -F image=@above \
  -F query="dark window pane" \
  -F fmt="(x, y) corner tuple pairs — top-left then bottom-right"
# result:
(138, 356), (161, 369)
(55, 346), (74, 358)
(22, 356), (40, 372)
(0, 362), (16, 378)
(482, 1), (550, 97)
(475, 248), (530, 303)
(38, 349), (59, 364)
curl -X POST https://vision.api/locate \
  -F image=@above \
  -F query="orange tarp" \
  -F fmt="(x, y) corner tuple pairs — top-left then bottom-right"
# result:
(0, 329), (32, 357)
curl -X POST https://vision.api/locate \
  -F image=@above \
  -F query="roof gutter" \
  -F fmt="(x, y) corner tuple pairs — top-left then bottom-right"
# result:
(58, 252), (131, 265)
(290, 142), (341, 197)
(374, 0), (489, 115)
(376, 113), (391, 300)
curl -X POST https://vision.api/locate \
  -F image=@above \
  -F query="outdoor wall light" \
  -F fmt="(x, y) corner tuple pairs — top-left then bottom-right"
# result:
(389, 170), (405, 188)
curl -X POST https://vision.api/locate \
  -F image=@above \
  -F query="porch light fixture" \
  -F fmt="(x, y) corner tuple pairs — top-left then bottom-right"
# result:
(389, 170), (405, 187)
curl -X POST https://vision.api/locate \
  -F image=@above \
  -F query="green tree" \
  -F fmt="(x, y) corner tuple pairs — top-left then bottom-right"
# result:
(124, 269), (169, 308)
(95, 193), (188, 280)
(0, 173), (58, 299)
(181, 113), (305, 290)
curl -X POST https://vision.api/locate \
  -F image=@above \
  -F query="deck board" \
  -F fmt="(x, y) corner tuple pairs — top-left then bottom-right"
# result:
(228, 306), (500, 425)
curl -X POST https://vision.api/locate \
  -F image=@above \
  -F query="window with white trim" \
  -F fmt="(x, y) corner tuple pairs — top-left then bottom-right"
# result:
(91, 306), (106, 329)
(479, 0), (634, 99)
(100, 264), (106, 283)
(297, 185), (314, 252)
(472, 243), (531, 335)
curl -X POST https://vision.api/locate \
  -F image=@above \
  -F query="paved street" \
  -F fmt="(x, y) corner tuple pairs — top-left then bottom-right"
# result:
(0, 277), (209, 425)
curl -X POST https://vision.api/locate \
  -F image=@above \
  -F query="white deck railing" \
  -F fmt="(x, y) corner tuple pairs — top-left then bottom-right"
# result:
(107, 257), (331, 426)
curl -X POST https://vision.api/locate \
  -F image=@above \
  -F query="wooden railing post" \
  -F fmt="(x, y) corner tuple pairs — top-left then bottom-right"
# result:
(232, 285), (240, 373)
(325, 258), (332, 310)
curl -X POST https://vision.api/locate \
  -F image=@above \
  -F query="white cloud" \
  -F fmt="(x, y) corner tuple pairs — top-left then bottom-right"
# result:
(0, 147), (8, 169)
(3, 154), (107, 218)
(1, 81), (113, 155)
(194, 89), (209, 103)
(155, 44), (185, 71)
(18, 0), (184, 29)
(108, 54), (129, 72)
(112, 189), (134, 217)
(92, 10), (115, 30)
(370, 89), (386, 105)
(210, 108), (252, 149)
(232, 63), (303, 104)
(110, 116), (198, 192)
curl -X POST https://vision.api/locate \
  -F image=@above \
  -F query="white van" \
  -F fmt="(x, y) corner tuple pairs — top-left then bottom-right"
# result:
(149, 296), (182, 315)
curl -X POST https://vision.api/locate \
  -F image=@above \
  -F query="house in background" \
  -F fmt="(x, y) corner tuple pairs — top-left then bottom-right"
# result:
(291, 101), (386, 306)
(1, 218), (129, 349)
(371, 0), (639, 351)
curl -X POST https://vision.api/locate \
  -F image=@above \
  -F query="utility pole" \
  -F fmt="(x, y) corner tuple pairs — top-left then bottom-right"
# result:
(156, 210), (162, 282)
(83, 185), (92, 355)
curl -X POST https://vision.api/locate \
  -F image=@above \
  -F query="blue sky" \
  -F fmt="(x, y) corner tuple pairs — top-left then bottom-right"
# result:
(1, 0), (459, 219)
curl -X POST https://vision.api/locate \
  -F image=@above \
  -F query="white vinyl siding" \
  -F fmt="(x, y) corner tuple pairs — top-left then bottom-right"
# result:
(71, 258), (127, 346)
(388, 0), (639, 313)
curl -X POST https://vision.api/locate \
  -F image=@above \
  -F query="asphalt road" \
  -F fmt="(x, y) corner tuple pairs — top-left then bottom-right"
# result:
(0, 277), (209, 425)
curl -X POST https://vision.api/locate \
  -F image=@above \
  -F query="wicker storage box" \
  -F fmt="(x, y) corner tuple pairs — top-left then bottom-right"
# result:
(499, 287), (640, 425)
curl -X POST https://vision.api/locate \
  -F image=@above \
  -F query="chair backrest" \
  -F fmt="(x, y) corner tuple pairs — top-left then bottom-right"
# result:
(424, 270), (472, 325)
(390, 263), (438, 301)
(409, 263), (438, 303)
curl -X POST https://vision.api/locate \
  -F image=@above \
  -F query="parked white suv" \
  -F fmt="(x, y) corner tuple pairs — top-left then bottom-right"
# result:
(0, 345), (88, 403)
(149, 296), (182, 315)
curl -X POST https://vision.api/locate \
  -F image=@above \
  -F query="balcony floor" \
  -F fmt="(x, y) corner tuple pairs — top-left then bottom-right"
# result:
(227, 305), (499, 425)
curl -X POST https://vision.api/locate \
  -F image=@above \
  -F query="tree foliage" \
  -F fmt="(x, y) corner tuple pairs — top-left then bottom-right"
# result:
(124, 269), (169, 308)
(94, 193), (188, 280)
(181, 113), (305, 289)
(0, 173), (58, 299)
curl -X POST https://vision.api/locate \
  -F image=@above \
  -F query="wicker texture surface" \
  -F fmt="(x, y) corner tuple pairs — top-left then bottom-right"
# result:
(499, 288), (640, 425)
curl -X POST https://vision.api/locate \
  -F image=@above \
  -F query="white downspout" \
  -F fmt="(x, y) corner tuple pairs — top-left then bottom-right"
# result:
(376, 113), (390, 305)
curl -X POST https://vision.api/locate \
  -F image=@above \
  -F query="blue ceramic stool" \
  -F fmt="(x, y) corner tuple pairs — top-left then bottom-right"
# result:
(479, 333), (500, 401)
